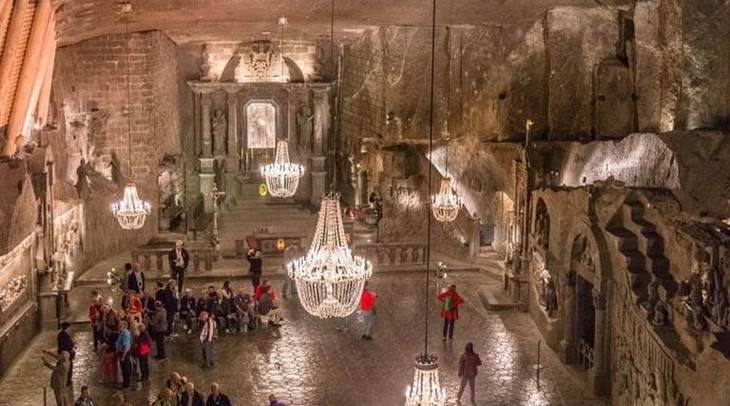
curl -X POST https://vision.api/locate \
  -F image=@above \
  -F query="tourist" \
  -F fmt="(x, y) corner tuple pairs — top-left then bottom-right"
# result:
(234, 288), (253, 332)
(179, 288), (197, 334)
(168, 240), (189, 293)
(151, 388), (176, 406)
(102, 306), (118, 339)
(456, 342), (482, 404)
(165, 371), (184, 400)
(126, 262), (145, 293)
(437, 284), (464, 340)
(101, 328), (118, 384)
(205, 383), (232, 406)
(115, 320), (133, 388)
(257, 284), (282, 327)
(199, 310), (217, 369)
(74, 385), (94, 406)
(359, 282), (377, 340)
(220, 280), (235, 333)
(246, 249), (263, 288)
(253, 279), (269, 301)
(125, 291), (143, 322)
(56, 321), (75, 385)
(162, 279), (179, 335)
(281, 244), (298, 298)
(42, 350), (71, 406)
(181, 382), (205, 406)
(88, 291), (103, 352)
(152, 300), (168, 360)
(134, 324), (152, 382)
(205, 285), (221, 318)
(141, 290), (156, 322)
(268, 393), (287, 406)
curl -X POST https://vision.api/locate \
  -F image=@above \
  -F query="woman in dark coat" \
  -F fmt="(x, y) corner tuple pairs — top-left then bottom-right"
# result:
(457, 342), (482, 404)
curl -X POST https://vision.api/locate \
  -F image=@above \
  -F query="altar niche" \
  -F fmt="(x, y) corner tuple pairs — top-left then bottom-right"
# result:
(242, 99), (281, 171)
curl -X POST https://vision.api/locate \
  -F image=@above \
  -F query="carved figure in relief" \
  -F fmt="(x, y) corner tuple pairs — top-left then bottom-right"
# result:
(212, 110), (227, 156)
(297, 105), (313, 152)
(544, 277), (558, 316)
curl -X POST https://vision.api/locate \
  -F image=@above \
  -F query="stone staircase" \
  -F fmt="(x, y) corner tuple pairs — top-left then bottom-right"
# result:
(606, 197), (677, 305)
(219, 180), (317, 258)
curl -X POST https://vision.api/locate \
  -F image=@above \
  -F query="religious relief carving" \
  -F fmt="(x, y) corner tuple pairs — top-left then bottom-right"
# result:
(236, 40), (283, 82)
(0, 275), (28, 317)
(157, 165), (183, 232)
(246, 102), (277, 149)
(52, 205), (83, 289)
(534, 199), (550, 251)
(572, 234), (596, 274)
(212, 110), (228, 156)
(678, 248), (729, 331)
(297, 105), (314, 153)
(531, 251), (558, 317)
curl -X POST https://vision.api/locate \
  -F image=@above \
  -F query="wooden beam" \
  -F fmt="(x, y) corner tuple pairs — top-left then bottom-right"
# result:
(0, 0), (31, 130)
(0, 0), (13, 59)
(35, 17), (56, 128)
(25, 12), (54, 132)
(3, 0), (51, 156)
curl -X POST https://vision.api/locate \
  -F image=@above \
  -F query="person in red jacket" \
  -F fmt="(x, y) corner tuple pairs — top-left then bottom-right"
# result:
(134, 325), (153, 382)
(437, 284), (464, 340)
(359, 282), (377, 340)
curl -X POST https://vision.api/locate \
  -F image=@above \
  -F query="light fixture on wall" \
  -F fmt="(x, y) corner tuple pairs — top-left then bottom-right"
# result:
(431, 133), (461, 223)
(261, 139), (304, 198)
(405, 0), (447, 403)
(112, 0), (151, 230)
(288, 194), (372, 318)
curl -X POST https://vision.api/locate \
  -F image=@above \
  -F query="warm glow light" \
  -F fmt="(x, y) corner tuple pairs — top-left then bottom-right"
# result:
(431, 179), (461, 223)
(288, 195), (373, 319)
(112, 183), (151, 230)
(405, 355), (447, 406)
(261, 140), (305, 198)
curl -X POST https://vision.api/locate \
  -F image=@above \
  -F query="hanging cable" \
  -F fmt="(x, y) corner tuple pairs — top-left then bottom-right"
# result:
(124, 0), (132, 178)
(424, 0), (437, 358)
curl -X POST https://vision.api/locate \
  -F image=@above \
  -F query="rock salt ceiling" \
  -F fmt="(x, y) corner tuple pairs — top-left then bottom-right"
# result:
(52, 0), (632, 45)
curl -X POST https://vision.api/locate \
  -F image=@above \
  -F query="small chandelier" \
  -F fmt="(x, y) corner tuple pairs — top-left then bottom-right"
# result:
(288, 194), (373, 318)
(405, 355), (447, 406)
(112, 2), (151, 230)
(112, 183), (151, 230)
(431, 178), (461, 223)
(261, 140), (305, 198)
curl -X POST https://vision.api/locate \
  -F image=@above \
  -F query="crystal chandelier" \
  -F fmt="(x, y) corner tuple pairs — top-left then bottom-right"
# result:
(112, 183), (152, 230)
(405, 0), (447, 403)
(112, 2), (151, 230)
(431, 178), (461, 223)
(288, 194), (373, 318)
(261, 140), (305, 198)
(405, 355), (447, 406)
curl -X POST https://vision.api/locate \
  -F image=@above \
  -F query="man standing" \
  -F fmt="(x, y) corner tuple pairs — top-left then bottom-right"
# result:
(161, 280), (179, 336)
(126, 262), (145, 293)
(57, 322), (75, 385)
(115, 321), (132, 389)
(42, 350), (71, 406)
(180, 382), (204, 406)
(206, 383), (232, 406)
(152, 301), (168, 360)
(359, 282), (377, 340)
(168, 240), (189, 293)
(281, 244), (298, 299)
(456, 342), (482, 404)
(246, 249), (263, 289)
(199, 311), (217, 369)
(437, 284), (464, 340)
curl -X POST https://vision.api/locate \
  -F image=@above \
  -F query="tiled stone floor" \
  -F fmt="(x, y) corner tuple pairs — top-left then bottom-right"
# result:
(0, 272), (604, 406)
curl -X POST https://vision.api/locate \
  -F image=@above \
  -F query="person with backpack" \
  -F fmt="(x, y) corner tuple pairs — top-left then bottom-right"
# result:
(457, 342), (482, 404)
(437, 284), (464, 340)
(199, 311), (218, 369)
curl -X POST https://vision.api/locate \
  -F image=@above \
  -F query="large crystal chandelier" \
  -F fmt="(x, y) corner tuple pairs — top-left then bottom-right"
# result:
(405, 355), (447, 406)
(261, 140), (305, 198)
(288, 194), (372, 318)
(405, 0), (447, 403)
(431, 178), (461, 223)
(112, 1), (151, 230)
(112, 184), (152, 230)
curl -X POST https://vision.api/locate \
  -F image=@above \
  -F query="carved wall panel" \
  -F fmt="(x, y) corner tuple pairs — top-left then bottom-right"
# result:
(52, 204), (84, 289)
(245, 101), (277, 149)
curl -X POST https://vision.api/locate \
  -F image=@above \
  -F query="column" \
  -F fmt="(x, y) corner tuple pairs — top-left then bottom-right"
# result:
(225, 90), (239, 173)
(193, 91), (201, 157)
(310, 84), (330, 207)
(590, 291), (609, 396)
(201, 93), (213, 158)
(561, 271), (577, 364)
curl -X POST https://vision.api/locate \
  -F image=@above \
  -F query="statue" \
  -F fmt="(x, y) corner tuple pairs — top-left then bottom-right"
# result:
(545, 277), (558, 316)
(688, 279), (706, 330)
(75, 159), (90, 198)
(297, 105), (313, 152)
(200, 44), (214, 81)
(652, 301), (667, 326)
(212, 110), (227, 156)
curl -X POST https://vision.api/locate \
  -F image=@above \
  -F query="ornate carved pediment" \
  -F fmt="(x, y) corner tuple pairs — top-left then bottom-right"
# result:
(235, 40), (284, 83)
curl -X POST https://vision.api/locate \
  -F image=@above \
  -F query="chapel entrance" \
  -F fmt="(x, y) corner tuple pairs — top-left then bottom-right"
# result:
(575, 274), (595, 370)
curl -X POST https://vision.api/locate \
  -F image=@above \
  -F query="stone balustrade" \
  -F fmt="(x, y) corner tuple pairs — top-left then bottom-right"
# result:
(354, 243), (427, 268)
(131, 245), (215, 275)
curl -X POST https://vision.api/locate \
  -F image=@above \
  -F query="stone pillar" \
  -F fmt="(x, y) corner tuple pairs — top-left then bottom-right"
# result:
(225, 90), (239, 173)
(590, 292), (610, 396)
(469, 216), (481, 259)
(193, 91), (201, 157)
(310, 84), (331, 207)
(201, 93), (213, 158)
(561, 271), (577, 364)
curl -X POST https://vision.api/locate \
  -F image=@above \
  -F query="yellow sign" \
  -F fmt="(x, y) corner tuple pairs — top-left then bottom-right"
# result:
(258, 183), (268, 196)
(276, 238), (286, 251)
